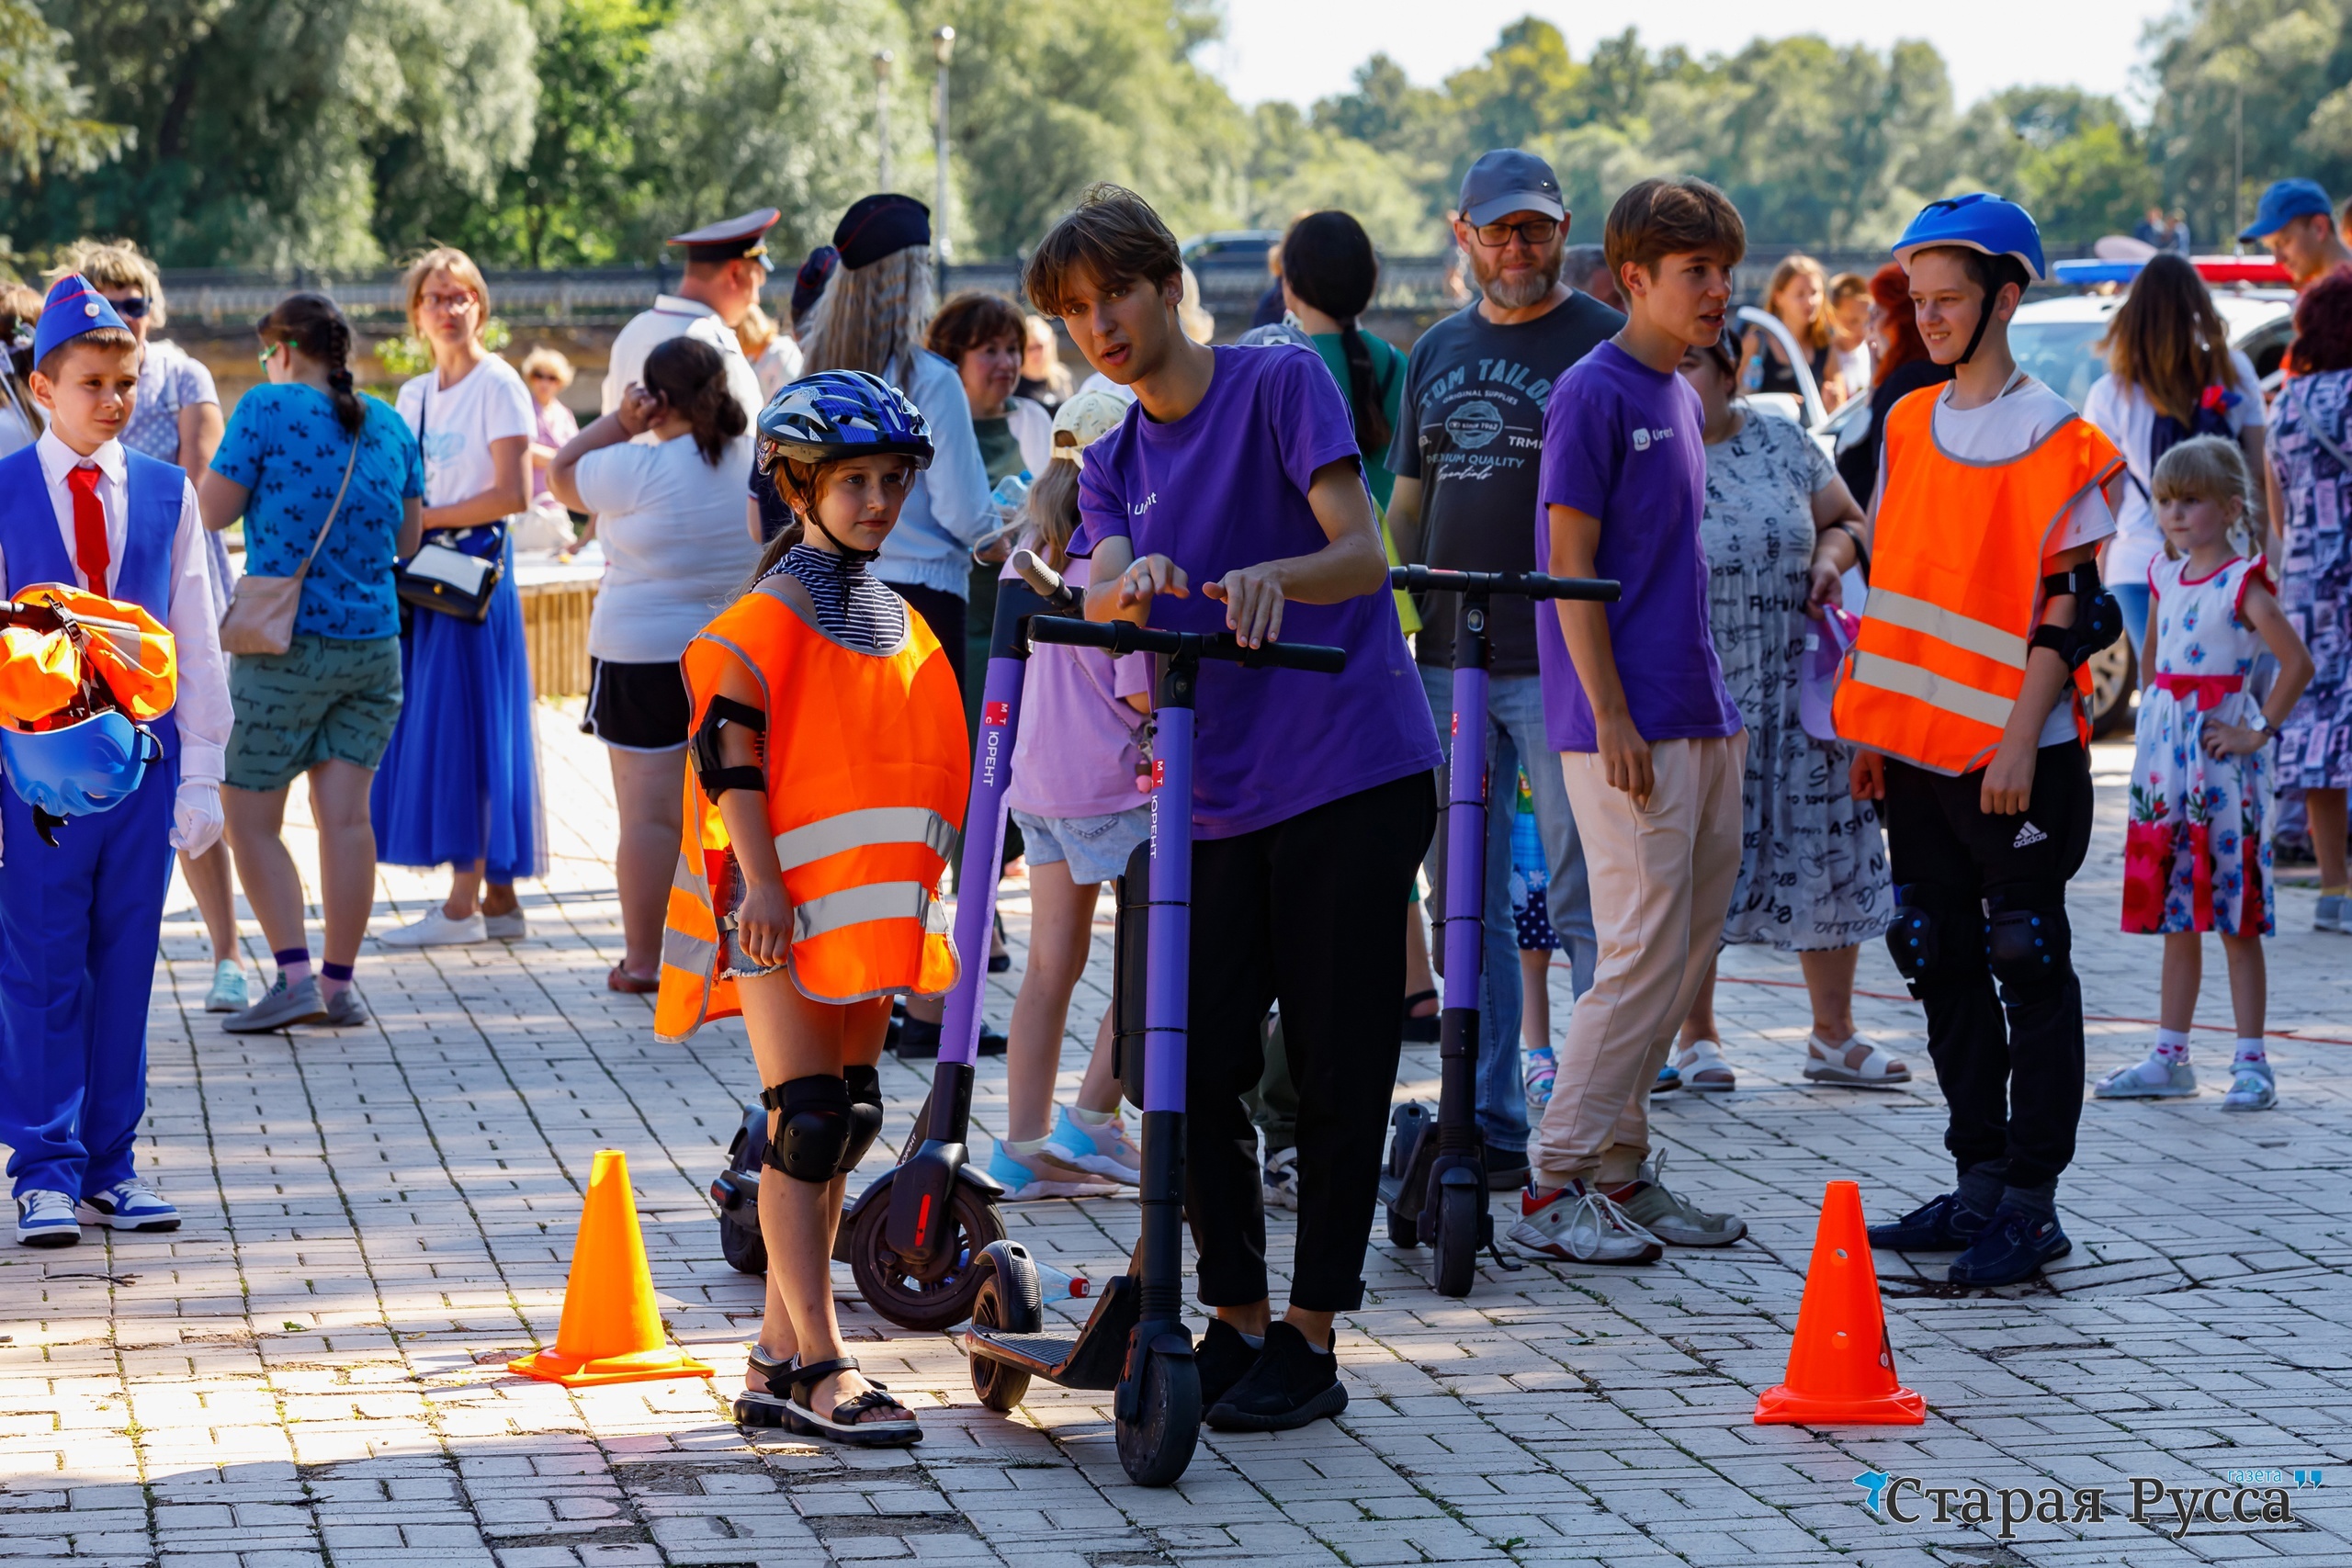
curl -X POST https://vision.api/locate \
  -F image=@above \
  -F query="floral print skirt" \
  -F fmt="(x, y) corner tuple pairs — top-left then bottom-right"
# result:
(2123, 690), (2274, 935)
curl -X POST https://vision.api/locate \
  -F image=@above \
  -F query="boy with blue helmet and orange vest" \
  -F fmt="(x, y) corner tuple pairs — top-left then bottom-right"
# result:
(657, 369), (968, 1448)
(0, 274), (232, 1248)
(1810, 196), (2127, 1287)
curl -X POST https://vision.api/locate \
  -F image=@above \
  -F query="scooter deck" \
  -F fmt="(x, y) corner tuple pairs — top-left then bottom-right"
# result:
(965, 1273), (1138, 1389)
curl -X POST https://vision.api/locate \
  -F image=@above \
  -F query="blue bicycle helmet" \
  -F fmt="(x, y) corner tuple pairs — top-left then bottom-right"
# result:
(1, 709), (160, 844)
(1893, 194), (2047, 365)
(756, 370), (934, 469)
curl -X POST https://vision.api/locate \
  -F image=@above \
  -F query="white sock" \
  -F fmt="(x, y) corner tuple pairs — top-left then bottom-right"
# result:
(2234, 1038), (2268, 1067)
(1008, 1135), (1055, 1156)
(1070, 1106), (1115, 1126)
(2154, 1029), (2190, 1065)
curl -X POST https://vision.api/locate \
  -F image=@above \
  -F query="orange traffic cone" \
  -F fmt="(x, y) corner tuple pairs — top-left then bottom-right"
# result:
(1753, 1179), (1925, 1425)
(509, 1149), (716, 1387)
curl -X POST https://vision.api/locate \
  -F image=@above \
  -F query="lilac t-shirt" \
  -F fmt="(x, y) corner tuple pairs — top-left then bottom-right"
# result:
(1002, 554), (1154, 819)
(1074, 344), (1442, 839)
(1532, 339), (1742, 752)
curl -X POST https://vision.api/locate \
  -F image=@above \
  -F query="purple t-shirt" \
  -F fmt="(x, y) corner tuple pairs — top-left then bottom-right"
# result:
(1532, 339), (1742, 752)
(1074, 344), (1442, 839)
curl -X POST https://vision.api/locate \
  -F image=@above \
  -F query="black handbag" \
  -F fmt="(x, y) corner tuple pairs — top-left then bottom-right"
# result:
(395, 376), (507, 623)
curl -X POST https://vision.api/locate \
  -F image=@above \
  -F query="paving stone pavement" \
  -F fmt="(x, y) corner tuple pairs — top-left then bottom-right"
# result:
(6, 708), (2352, 1568)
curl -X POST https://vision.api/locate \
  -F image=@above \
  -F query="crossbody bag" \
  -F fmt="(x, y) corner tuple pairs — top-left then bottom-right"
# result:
(395, 376), (507, 623)
(218, 432), (361, 656)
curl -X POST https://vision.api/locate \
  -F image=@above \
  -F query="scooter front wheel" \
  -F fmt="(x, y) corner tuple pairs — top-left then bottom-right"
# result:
(1115, 1349), (1200, 1487)
(846, 1173), (1006, 1331)
(1432, 1182), (1479, 1298)
(968, 1244), (1041, 1412)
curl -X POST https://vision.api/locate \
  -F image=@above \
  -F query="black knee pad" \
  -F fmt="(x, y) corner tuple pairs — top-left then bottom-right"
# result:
(760, 1075), (851, 1183)
(1984, 888), (2071, 1002)
(1884, 884), (1948, 993)
(840, 1064), (884, 1175)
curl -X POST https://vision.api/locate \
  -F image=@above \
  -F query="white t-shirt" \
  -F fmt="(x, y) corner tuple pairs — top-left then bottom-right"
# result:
(572, 431), (763, 663)
(1832, 342), (1871, 404)
(395, 355), (537, 512)
(1873, 373), (2120, 747)
(2081, 349), (2266, 588)
(603, 296), (766, 438)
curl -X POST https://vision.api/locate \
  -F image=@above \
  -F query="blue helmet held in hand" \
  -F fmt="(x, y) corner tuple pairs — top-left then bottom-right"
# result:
(756, 370), (934, 470)
(1, 710), (162, 845)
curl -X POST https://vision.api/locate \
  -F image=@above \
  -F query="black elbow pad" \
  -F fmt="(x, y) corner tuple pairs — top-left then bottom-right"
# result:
(692, 695), (768, 799)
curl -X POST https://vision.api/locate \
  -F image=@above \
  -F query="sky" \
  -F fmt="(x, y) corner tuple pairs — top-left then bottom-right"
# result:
(1203, 0), (2183, 116)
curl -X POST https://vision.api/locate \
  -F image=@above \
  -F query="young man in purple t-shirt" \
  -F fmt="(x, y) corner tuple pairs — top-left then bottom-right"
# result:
(1516, 178), (1753, 1265)
(1024, 185), (1441, 1432)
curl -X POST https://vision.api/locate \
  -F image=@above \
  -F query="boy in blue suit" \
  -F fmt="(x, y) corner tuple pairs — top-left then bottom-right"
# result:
(0, 274), (232, 1247)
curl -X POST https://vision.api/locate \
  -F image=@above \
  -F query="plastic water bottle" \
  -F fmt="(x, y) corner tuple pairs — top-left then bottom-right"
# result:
(991, 471), (1031, 512)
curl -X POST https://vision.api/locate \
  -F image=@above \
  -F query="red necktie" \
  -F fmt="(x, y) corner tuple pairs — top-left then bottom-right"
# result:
(65, 464), (110, 592)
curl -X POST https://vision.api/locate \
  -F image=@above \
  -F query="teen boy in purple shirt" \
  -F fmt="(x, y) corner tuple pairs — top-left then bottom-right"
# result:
(1027, 185), (1440, 1433)
(1515, 178), (1753, 1266)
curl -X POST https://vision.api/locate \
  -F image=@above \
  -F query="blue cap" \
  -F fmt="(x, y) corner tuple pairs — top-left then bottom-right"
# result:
(2239, 178), (2333, 243)
(31, 274), (130, 368)
(1458, 150), (1566, 228)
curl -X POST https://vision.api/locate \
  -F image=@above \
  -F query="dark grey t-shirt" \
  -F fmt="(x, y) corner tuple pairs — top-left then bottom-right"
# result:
(1390, 290), (1623, 674)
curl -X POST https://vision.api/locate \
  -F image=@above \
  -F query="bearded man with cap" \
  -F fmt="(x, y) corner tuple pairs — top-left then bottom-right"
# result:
(604, 208), (777, 431)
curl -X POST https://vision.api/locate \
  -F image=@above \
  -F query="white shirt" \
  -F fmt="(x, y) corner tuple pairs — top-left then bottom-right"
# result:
(2081, 350), (2266, 588)
(395, 355), (537, 511)
(19, 431), (232, 784)
(750, 336), (805, 403)
(572, 432), (763, 664)
(1877, 373), (2120, 748)
(1832, 342), (1871, 404)
(602, 295), (767, 438)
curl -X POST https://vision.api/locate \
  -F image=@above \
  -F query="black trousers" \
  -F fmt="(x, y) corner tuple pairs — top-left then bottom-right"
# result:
(1184, 770), (1436, 1311)
(1883, 743), (2095, 1194)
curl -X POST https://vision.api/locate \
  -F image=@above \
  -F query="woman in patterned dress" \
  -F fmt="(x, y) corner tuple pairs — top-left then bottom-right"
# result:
(2267, 273), (2352, 932)
(1669, 336), (1906, 1092)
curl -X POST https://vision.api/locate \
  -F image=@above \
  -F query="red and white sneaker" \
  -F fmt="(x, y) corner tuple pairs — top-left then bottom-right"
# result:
(1509, 1180), (1662, 1265)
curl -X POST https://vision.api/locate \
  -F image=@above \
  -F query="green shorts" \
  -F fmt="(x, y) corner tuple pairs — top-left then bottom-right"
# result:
(226, 635), (404, 792)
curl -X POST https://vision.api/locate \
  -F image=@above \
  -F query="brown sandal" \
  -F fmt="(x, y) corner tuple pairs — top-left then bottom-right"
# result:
(607, 964), (660, 994)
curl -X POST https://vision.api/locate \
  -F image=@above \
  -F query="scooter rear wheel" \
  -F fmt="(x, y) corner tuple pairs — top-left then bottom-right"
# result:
(1385, 1203), (1419, 1249)
(847, 1175), (1006, 1331)
(968, 1245), (1040, 1412)
(1432, 1183), (1479, 1298)
(1115, 1348), (1200, 1487)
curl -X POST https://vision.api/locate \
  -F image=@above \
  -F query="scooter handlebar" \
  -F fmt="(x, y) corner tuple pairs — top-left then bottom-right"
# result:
(1027, 615), (1348, 673)
(1009, 548), (1086, 616)
(1388, 564), (1621, 603)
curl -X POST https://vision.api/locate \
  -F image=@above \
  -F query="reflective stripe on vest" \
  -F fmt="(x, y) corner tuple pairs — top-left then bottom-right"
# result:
(791, 881), (951, 943)
(775, 805), (959, 873)
(1832, 387), (2122, 776)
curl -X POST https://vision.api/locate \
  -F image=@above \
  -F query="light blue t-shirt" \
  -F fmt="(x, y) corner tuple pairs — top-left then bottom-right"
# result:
(210, 384), (424, 640)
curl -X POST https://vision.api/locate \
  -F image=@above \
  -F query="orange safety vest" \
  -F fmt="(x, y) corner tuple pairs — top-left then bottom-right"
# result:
(654, 587), (969, 1041)
(1833, 387), (2123, 776)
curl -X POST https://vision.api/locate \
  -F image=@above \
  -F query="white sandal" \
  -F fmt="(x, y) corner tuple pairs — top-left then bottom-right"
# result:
(1669, 1037), (1736, 1093)
(1803, 1032), (1912, 1089)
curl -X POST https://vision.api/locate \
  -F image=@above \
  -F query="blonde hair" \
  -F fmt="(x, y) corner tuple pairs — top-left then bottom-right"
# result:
(518, 346), (573, 388)
(1022, 458), (1083, 570)
(737, 301), (779, 360)
(1766, 254), (1834, 353)
(2152, 434), (2253, 521)
(800, 248), (933, 382)
(401, 246), (491, 341)
(49, 240), (165, 327)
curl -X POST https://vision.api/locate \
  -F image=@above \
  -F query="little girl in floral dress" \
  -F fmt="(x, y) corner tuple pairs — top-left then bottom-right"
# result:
(2101, 437), (2313, 1110)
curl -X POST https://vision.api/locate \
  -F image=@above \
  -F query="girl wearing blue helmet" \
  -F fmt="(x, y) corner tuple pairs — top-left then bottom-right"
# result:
(660, 369), (968, 1448)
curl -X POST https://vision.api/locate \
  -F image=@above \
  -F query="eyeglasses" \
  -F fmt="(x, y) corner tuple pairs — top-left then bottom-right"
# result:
(527, 370), (561, 382)
(1472, 218), (1561, 248)
(109, 296), (152, 320)
(420, 291), (478, 312)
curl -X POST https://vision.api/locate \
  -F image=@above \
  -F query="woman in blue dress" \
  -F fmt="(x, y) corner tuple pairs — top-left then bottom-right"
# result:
(373, 248), (546, 945)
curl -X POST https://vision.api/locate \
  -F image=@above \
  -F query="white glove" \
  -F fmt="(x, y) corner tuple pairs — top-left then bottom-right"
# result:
(172, 780), (225, 858)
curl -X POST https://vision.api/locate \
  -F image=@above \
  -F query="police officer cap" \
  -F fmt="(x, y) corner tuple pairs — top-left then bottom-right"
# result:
(833, 195), (932, 271)
(31, 274), (131, 368)
(666, 208), (781, 264)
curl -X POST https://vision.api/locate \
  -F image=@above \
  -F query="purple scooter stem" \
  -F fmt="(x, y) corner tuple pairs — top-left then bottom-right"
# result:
(1439, 659), (1491, 1016)
(1141, 706), (1194, 1115)
(939, 653), (1024, 1066)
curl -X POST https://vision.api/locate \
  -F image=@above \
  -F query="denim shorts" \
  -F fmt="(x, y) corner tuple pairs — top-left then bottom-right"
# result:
(1011, 805), (1152, 886)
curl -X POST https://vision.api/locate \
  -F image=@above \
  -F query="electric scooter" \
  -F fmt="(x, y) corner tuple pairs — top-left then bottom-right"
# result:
(961, 559), (1348, 1488)
(1378, 564), (1619, 1298)
(840, 552), (1087, 1330)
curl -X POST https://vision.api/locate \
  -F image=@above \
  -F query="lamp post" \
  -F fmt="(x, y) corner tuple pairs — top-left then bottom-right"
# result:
(873, 51), (895, 190)
(933, 27), (956, 268)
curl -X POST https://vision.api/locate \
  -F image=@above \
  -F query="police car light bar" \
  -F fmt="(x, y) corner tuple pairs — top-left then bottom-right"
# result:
(2052, 255), (2291, 286)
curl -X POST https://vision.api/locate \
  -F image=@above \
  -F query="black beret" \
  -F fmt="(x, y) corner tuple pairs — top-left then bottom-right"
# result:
(833, 194), (932, 271)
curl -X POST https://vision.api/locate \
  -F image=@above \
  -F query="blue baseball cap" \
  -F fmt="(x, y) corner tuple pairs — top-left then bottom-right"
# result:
(2239, 178), (2333, 243)
(1458, 150), (1566, 228)
(31, 274), (130, 368)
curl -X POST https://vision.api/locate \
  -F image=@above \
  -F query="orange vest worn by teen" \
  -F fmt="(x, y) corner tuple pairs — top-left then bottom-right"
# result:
(655, 587), (969, 1042)
(1833, 387), (2123, 776)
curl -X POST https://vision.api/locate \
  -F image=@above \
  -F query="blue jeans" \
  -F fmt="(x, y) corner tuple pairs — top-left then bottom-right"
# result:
(1419, 665), (1598, 1159)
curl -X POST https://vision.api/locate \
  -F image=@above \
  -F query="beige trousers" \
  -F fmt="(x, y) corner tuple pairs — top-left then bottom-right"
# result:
(1532, 733), (1748, 1189)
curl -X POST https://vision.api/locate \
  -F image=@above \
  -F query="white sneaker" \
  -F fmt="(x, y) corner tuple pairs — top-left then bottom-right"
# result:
(2093, 1051), (2198, 1100)
(1261, 1146), (1301, 1211)
(483, 909), (528, 940)
(203, 960), (249, 1013)
(76, 1178), (179, 1231)
(2315, 894), (2347, 933)
(1510, 1180), (1663, 1265)
(15, 1189), (78, 1247)
(376, 908), (489, 948)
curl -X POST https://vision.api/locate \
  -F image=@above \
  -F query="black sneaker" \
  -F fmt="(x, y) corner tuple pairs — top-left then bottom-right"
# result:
(1866, 1191), (1991, 1253)
(891, 1018), (942, 1059)
(1484, 1149), (1531, 1192)
(1947, 1202), (2071, 1287)
(1204, 1320), (1347, 1432)
(1194, 1318), (1261, 1409)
